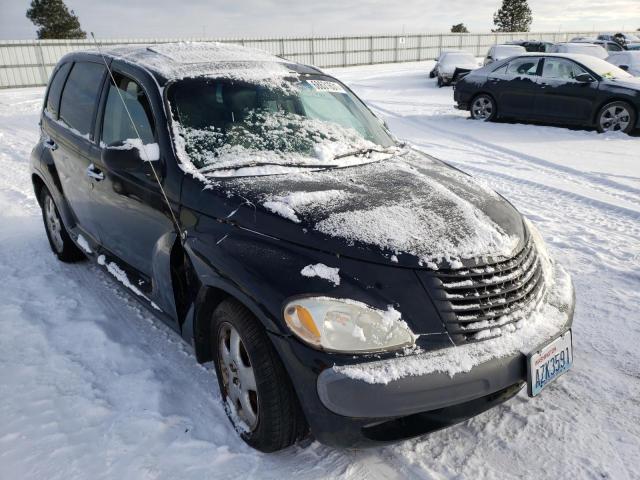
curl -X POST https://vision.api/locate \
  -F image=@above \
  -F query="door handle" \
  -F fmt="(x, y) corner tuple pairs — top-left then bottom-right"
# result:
(86, 163), (104, 181)
(43, 138), (58, 151)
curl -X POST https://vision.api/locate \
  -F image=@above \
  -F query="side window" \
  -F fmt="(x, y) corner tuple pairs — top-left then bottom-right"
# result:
(59, 62), (106, 137)
(541, 58), (587, 80)
(101, 73), (155, 146)
(505, 57), (540, 76)
(608, 43), (623, 52)
(45, 62), (72, 118)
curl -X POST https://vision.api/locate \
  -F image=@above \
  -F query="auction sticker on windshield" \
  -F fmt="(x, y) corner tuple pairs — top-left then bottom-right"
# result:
(527, 330), (573, 397)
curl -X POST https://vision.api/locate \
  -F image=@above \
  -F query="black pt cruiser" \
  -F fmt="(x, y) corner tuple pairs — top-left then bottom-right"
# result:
(31, 42), (575, 452)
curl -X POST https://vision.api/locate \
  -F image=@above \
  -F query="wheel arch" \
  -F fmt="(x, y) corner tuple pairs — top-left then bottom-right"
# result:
(172, 246), (286, 364)
(593, 97), (637, 126)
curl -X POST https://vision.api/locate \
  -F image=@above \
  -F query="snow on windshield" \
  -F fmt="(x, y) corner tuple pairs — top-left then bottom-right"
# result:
(441, 53), (476, 66)
(168, 76), (396, 179)
(575, 54), (633, 78)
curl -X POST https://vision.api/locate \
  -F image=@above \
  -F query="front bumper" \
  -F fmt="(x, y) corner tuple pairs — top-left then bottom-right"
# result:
(317, 348), (527, 419)
(270, 267), (575, 448)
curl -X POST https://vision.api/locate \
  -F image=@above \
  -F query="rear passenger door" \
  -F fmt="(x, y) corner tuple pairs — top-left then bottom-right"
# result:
(42, 60), (106, 243)
(534, 58), (599, 123)
(487, 57), (541, 118)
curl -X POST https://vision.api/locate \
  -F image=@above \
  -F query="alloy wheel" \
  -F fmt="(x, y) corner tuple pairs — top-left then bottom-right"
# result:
(44, 195), (64, 253)
(472, 96), (494, 121)
(218, 322), (259, 430)
(599, 105), (631, 132)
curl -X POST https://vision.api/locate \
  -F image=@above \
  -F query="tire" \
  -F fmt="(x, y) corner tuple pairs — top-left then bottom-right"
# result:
(437, 76), (443, 88)
(39, 187), (85, 262)
(470, 93), (497, 121)
(429, 70), (436, 79)
(211, 298), (307, 452)
(596, 101), (636, 134)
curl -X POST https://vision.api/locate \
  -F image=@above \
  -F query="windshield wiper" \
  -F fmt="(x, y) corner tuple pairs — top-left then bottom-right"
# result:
(201, 161), (341, 173)
(332, 146), (398, 161)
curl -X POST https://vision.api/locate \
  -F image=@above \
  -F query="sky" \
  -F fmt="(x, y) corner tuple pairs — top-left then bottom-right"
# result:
(1, 0), (639, 39)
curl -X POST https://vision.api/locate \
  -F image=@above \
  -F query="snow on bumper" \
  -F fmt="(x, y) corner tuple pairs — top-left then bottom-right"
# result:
(318, 264), (574, 418)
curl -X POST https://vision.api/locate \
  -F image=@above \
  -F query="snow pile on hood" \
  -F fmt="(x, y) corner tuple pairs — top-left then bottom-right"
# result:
(314, 169), (520, 266)
(334, 261), (574, 383)
(261, 189), (351, 222)
(300, 263), (341, 286)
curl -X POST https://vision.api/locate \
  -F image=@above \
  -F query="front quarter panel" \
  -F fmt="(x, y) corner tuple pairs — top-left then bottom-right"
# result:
(183, 208), (451, 349)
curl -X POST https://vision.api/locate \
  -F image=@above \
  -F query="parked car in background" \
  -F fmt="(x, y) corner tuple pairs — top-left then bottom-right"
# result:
(454, 53), (640, 134)
(575, 40), (625, 52)
(435, 51), (479, 86)
(607, 51), (640, 76)
(429, 49), (463, 78)
(484, 44), (527, 65)
(598, 32), (640, 45)
(507, 40), (553, 52)
(570, 36), (596, 42)
(31, 42), (577, 452)
(548, 42), (608, 59)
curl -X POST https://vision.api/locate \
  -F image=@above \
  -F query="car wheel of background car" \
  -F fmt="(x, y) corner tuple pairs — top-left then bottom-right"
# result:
(470, 94), (497, 121)
(597, 101), (636, 134)
(429, 70), (436, 78)
(437, 76), (443, 88)
(39, 187), (85, 262)
(211, 298), (307, 452)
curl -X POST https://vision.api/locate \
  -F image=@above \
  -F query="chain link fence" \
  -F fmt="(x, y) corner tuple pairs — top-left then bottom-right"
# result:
(0, 31), (618, 88)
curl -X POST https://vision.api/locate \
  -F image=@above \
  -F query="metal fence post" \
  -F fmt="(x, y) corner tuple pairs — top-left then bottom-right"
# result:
(342, 37), (347, 67)
(34, 41), (48, 85)
(438, 34), (443, 57)
(369, 36), (373, 64)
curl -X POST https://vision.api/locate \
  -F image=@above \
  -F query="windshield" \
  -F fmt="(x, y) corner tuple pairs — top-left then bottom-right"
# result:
(577, 56), (633, 79)
(564, 44), (608, 59)
(168, 76), (397, 176)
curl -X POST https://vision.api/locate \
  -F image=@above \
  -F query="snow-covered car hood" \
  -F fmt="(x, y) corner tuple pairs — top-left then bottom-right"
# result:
(184, 149), (526, 269)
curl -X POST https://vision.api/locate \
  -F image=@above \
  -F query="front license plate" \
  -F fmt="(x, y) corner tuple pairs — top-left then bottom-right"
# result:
(527, 330), (573, 397)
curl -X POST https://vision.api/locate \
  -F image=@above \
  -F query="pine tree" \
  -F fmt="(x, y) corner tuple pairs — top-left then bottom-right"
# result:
(451, 23), (469, 33)
(26, 0), (86, 39)
(492, 0), (532, 33)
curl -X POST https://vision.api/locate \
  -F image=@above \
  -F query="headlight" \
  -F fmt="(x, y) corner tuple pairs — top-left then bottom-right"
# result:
(283, 297), (416, 353)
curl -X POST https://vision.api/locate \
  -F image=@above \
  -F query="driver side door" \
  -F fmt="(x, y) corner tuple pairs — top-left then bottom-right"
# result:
(90, 69), (175, 278)
(488, 56), (541, 118)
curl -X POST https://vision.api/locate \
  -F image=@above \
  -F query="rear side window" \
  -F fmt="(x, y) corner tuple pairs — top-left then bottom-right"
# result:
(45, 62), (72, 118)
(506, 57), (539, 76)
(59, 62), (106, 137)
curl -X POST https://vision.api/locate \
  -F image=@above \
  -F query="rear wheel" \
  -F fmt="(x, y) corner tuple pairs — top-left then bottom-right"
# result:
(597, 101), (635, 134)
(437, 76), (444, 88)
(211, 298), (307, 452)
(39, 187), (85, 262)
(470, 94), (497, 121)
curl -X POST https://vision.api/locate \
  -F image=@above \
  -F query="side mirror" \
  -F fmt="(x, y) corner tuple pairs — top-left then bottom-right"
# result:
(619, 64), (629, 71)
(102, 140), (158, 172)
(575, 73), (595, 83)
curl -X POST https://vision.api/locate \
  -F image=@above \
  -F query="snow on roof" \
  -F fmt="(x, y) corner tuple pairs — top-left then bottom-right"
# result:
(102, 41), (293, 83)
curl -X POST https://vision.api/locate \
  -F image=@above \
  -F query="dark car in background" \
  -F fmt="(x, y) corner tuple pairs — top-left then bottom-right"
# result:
(455, 53), (640, 134)
(507, 40), (554, 52)
(31, 42), (576, 453)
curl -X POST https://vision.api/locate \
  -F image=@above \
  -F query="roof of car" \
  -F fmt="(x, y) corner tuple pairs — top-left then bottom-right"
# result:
(71, 42), (323, 84)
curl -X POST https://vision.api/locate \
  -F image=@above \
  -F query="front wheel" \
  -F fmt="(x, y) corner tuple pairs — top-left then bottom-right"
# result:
(212, 298), (307, 452)
(39, 187), (85, 262)
(597, 101), (636, 134)
(470, 94), (497, 121)
(437, 76), (444, 88)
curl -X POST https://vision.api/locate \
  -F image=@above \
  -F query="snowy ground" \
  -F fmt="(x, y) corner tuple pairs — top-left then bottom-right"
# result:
(1, 61), (639, 479)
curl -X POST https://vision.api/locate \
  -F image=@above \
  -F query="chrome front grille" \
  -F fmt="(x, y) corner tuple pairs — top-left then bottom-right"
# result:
(433, 239), (545, 343)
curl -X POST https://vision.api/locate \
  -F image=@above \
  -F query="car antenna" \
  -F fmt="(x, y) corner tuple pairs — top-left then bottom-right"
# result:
(89, 32), (184, 241)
